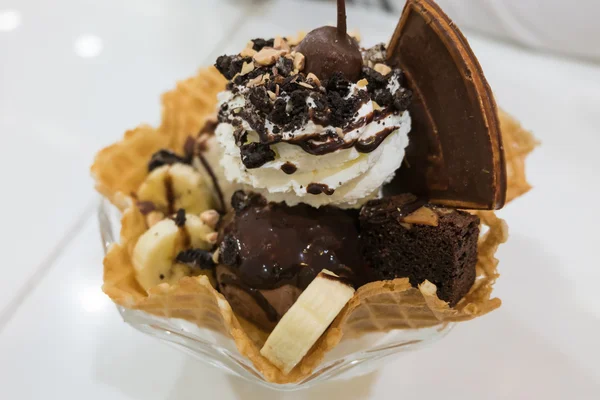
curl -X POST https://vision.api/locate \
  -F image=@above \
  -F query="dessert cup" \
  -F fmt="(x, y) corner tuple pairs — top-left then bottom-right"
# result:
(93, 0), (537, 387)
(94, 62), (533, 385)
(100, 196), (454, 390)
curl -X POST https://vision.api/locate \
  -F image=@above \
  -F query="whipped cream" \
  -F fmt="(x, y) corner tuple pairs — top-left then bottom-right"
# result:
(216, 81), (410, 207)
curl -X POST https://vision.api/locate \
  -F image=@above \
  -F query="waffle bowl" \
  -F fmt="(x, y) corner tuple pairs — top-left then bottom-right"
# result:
(99, 197), (457, 390)
(92, 65), (534, 388)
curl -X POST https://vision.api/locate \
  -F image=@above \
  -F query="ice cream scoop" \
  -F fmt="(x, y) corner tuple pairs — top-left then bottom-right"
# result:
(215, 191), (366, 331)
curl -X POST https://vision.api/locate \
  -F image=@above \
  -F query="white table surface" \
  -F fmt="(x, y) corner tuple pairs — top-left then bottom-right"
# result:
(1, 0), (599, 398)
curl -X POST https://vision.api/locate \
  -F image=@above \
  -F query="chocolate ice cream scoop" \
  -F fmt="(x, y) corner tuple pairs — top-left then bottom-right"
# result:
(216, 191), (365, 331)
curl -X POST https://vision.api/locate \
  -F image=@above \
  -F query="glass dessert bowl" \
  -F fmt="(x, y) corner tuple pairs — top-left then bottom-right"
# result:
(92, 0), (536, 391)
(101, 196), (453, 391)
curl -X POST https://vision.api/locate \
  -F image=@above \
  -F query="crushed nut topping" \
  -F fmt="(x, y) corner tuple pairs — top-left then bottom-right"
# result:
(254, 48), (289, 66)
(293, 52), (305, 72)
(374, 63), (392, 76)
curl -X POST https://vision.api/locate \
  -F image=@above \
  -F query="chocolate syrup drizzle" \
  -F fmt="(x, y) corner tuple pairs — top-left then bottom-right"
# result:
(185, 132), (226, 214)
(286, 108), (399, 156)
(196, 151), (226, 214)
(164, 174), (175, 215)
(219, 198), (365, 319)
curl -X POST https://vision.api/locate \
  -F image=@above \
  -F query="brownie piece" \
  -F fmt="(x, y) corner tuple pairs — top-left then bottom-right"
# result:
(359, 194), (479, 306)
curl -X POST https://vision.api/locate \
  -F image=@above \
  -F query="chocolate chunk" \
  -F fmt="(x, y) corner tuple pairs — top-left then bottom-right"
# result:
(385, 0), (506, 210)
(176, 248), (216, 270)
(359, 194), (479, 306)
(289, 90), (309, 115)
(248, 86), (272, 114)
(219, 234), (240, 266)
(373, 88), (393, 107)
(281, 162), (297, 174)
(361, 67), (388, 90)
(240, 142), (276, 169)
(393, 87), (413, 112)
(325, 89), (362, 128)
(269, 98), (289, 125)
(215, 55), (249, 80)
(239, 109), (267, 138)
(324, 71), (351, 96)
(148, 149), (189, 172)
(275, 57), (294, 76)
(279, 74), (301, 94)
(230, 190), (267, 212)
(251, 38), (274, 51)
(172, 208), (186, 227)
(233, 65), (268, 86)
(306, 183), (335, 195)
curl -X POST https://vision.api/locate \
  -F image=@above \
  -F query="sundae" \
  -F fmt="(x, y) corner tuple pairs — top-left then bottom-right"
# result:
(92, 0), (536, 383)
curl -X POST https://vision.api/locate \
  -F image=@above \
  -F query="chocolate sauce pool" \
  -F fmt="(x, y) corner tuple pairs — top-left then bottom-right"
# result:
(219, 198), (366, 296)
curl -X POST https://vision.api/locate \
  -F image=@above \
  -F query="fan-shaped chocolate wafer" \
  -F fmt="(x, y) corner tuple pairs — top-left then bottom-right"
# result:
(384, 0), (506, 210)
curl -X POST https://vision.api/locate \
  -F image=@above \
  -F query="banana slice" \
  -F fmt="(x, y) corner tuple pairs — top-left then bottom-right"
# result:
(132, 213), (216, 292)
(260, 270), (355, 374)
(137, 164), (212, 215)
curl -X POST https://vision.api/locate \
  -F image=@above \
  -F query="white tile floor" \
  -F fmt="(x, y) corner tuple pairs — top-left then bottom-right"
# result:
(1, 1), (599, 398)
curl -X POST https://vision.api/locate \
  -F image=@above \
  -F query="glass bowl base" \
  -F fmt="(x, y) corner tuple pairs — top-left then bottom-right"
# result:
(100, 198), (454, 390)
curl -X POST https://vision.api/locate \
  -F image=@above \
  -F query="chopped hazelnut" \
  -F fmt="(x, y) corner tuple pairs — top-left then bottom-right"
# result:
(240, 47), (257, 58)
(253, 48), (288, 66)
(374, 63), (392, 76)
(240, 61), (255, 76)
(212, 249), (220, 264)
(293, 52), (305, 72)
(306, 73), (321, 87)
(356, 78), (368, 88)
(286, 31), (306, 46)
(372, 101), (382, 111)
(435, 207), (454, 215)
(298, 81), (313, 89)
(402, 207), (439, 226)
(267, 90), (277, 100)
(349, 29), (361, 42)
(274, 36), (290, 51)
(200, 209), (220, 229)
(246, 74), (264, 87)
